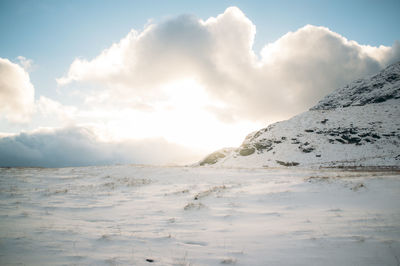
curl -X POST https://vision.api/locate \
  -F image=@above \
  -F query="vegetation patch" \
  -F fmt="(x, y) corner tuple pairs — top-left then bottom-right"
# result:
(199, 151), (226, 166)
(254, 141), (273, 152)
(239, 145), (255, 156)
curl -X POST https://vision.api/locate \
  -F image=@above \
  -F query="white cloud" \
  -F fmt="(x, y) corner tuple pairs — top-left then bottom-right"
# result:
(36, 96), (78, 125)
(57, 7), (400, 123)
(254, 25), (400, 119)
(17, 56), (34, 71)
(0, 126), (202, 167)
(0, 57), (35, 123)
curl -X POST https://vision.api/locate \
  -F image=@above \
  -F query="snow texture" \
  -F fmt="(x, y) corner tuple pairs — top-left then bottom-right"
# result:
(0, 165), (399, 265)
(199, 61), (400, 168)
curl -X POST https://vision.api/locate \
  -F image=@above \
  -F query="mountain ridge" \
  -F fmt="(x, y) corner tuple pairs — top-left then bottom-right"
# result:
(198, 61), (400, 168)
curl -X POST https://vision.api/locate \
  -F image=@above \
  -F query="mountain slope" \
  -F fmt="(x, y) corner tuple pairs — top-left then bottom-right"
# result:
(199, 61), (400, 168)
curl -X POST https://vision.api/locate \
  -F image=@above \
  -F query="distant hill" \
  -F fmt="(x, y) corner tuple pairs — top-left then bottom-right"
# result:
(198, 61), (400, 168)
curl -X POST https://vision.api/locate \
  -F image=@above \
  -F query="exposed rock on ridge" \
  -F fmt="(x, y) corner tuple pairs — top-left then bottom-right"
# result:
(312, 62), (400, 110)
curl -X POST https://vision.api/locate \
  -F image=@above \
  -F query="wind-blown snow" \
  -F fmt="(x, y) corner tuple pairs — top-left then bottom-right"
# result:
(0, 166), (399, 265)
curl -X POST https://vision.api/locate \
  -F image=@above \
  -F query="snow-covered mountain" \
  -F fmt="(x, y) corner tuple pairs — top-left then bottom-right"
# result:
(199, 61), (400, 168)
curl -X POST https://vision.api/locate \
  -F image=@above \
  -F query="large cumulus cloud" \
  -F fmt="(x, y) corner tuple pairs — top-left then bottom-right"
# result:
(58, 7), (400, 122)
(0, 57), (35, 123)
(0, 126), (202, 167)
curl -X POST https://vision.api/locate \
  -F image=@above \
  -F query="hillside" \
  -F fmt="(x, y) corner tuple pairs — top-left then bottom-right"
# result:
(199, 61), (400, 168)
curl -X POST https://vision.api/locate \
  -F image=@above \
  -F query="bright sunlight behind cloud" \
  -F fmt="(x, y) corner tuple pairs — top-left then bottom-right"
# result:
(59, 7), (400, 122)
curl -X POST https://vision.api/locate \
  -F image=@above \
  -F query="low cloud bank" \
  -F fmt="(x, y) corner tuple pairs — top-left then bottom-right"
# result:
(0, 127), (202, 168)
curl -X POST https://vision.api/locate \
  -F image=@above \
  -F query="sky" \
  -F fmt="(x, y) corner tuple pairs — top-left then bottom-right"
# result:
(0, 0), (399, 167)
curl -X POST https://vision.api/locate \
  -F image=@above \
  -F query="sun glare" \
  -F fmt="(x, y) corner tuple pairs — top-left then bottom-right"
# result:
(100, 79), (261, 152)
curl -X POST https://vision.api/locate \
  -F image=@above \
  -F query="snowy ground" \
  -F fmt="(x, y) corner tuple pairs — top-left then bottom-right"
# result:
(0, 165), (399, 265)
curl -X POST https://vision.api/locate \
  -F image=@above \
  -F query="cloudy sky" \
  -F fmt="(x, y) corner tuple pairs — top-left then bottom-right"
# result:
(1, 0), (399, 167)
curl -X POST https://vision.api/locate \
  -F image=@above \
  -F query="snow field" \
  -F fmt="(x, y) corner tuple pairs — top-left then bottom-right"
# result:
(0, 165), (399, 265)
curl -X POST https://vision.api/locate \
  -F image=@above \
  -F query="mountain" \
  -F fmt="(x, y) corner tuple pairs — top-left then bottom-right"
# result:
(199, 61), (400, 168)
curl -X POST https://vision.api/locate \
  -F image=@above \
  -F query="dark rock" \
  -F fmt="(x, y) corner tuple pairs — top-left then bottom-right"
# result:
(276, 160), (299, 166)
(372, 82), (384, 89)
(291, 138), (300, 144)
(373, 94), (395, 103)
(358, 132), (371, 138)
(251, 131), (264, 140)
(299, 142), (314, 153)
(382, 133), (395, 137)
(341, 135), (361, 144)
(385, 73), (399, 82)
(335, 138), (346, 144)
(348, 128), (358, 135)
(301, 147), (315, 153)
(371, 134), (381, 139)
(248, 125), (276, 142)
